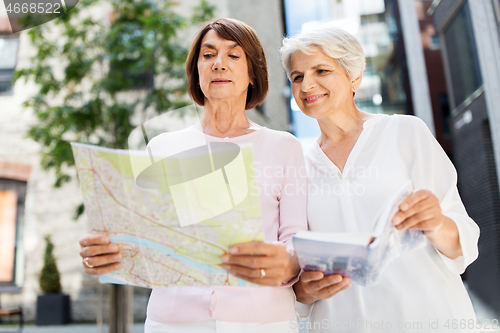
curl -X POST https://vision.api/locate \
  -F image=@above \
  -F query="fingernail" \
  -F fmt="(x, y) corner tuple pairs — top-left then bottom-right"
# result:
(393, 216), (401, 225)
(229, 247), (238, 254)
(222, 264), (230, 270)
(100, 236), (108, 243)
(401, 203), (408, 211)
(117, 262), (122, 269)
(221, 255), (229, 263)
(110, 244), (119, 252)
(333, 275), (342, 283)
(115, 253), (122, 261)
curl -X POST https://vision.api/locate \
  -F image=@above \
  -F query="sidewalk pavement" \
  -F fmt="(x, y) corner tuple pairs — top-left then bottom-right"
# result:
(1, 285), (498, 333)
(0, 323), (144, 333)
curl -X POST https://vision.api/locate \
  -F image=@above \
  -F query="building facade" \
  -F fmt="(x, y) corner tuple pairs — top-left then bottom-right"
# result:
(430, 0), (500, 314)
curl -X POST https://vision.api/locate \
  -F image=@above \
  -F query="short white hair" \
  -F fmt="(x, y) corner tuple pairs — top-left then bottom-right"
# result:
(280, 23), (366, 81)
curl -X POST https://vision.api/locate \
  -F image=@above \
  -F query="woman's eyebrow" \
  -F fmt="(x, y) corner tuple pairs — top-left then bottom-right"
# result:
(201, 43), (216, 50)
(312, 64), (333, 69)
(201, 43), (239, 50)
(291, 63), (334, 76)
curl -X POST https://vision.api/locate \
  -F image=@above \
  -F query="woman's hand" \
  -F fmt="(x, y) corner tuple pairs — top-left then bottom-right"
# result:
(221, 241), (300, 286)
(392, 189), (445, 233)
(392, 189), (462, 259)
(294, 271), (351, 305)
(79, 234), (122, 276)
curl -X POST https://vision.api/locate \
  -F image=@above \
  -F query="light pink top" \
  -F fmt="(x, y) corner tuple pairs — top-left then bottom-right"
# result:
(146, 126), (307, 323)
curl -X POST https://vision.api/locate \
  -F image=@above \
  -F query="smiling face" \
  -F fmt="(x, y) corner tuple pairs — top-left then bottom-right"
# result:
(197, 30), (252, 106)
(290, 49), (360, 119)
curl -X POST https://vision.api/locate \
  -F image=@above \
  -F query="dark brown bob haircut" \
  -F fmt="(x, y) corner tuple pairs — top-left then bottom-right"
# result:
(186, 18), (269, 110)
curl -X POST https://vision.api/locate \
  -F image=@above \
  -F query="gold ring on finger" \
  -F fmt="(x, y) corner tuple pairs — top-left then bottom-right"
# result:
(83, 257), (94, 268)
(259, 268), (266, 279)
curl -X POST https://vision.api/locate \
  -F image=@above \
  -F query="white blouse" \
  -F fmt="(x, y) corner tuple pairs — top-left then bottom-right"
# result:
(301, 113), (480, 333)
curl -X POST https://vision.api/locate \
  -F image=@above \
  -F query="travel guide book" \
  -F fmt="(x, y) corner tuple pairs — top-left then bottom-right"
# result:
(292, 180), (427, 287)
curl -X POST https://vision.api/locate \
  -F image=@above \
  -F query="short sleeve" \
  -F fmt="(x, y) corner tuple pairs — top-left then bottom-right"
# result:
(399, 116), (480, 274)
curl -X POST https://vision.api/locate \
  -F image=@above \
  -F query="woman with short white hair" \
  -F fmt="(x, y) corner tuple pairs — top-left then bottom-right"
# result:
(281, 24), (480, 333)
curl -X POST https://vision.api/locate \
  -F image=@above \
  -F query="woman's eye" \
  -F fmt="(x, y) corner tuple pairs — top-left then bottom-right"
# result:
(317, 69), (328, 74)
(229, 55), (239, 59)
(292, 75), (303, 82)
(203, 54), (214, 59)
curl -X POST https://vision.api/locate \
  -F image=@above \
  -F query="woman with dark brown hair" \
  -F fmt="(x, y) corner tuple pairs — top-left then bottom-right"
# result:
(78, 18), (306, 332)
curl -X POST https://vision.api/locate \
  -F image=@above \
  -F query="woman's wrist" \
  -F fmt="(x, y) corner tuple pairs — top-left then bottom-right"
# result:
(283, 250), (301, 283)
(425, 216), (462, 259)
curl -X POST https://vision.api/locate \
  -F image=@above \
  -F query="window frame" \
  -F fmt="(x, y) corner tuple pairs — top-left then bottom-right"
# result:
(0, 179), (27, 292)
(0, 34), (20, 97)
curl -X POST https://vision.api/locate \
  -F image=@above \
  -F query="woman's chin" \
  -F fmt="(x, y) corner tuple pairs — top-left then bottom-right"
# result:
(299, 107), (323, 120)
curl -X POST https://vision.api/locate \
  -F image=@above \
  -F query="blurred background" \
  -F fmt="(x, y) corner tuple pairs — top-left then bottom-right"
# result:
(1, 0), (500, 332)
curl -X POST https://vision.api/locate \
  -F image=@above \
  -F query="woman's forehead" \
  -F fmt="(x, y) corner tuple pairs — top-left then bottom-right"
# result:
(200, 30), (240, 49)
(290, 49), (335, 68)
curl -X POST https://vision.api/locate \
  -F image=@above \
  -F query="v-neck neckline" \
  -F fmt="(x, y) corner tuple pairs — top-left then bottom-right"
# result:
(314, 113), (385, 176)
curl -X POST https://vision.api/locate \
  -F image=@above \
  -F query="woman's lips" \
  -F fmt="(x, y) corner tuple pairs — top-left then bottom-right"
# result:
(304, 94), (326, 104)
(211, 79), (231, 85)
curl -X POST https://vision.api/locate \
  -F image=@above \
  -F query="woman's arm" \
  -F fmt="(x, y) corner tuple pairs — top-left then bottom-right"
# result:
(394, 116), (479, 268)
(392, 189), (462, 259)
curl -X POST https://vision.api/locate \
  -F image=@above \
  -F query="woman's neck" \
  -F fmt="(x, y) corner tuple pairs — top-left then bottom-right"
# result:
(316, 104), (368, 146)
(201, 100), (256, 138)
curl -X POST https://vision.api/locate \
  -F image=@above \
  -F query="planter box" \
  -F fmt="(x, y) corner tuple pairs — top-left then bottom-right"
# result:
(36, 293), (70, 325)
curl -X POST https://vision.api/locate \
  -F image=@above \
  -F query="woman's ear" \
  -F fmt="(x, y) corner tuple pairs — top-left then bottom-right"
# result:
(352, 73), (363, 92)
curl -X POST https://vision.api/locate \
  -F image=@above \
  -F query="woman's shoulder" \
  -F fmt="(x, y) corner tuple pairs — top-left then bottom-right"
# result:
(147, 127), (204, 155)
(373, 113), (432, 137)
(382, 114), (429, 129)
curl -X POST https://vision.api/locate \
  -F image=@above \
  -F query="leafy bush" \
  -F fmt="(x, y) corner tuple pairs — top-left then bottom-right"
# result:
(39, 236), (62, 294)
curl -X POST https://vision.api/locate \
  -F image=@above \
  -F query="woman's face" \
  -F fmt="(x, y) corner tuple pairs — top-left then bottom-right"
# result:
(290, 49), (357, 119)
(197, 30), (252, 105)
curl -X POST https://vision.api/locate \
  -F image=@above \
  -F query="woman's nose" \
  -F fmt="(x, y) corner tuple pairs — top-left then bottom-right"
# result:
(301, 75), (316, 91)
(212, 55), (227, 71)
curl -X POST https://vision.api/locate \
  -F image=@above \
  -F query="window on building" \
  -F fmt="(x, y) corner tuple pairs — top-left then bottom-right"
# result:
(443, 1), (482, 107)
(493, 0), (500, 32)
(0, 179), (26, 291)
(0, 191), (17, 284)
(439, 94), (451, 136)
(0, 35), (20, 96)
(429, 34), (441, 49)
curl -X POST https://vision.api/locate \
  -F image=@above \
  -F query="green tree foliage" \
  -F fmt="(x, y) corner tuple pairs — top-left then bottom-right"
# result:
(39, 236), (62, 294)
(14, 0), (215, 218)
